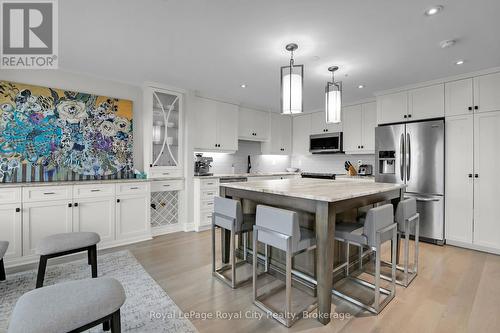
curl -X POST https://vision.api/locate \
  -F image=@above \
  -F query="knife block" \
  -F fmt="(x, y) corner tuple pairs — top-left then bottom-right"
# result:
(348, 165), (358, 176)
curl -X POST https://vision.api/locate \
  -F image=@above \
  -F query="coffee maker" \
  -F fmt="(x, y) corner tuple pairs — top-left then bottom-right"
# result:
(194, 153), (213, 176)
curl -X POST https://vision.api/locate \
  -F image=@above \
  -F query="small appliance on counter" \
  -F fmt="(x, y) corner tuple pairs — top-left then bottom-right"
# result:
(358, 164), (373, 176)
(194, 153), (213, 176)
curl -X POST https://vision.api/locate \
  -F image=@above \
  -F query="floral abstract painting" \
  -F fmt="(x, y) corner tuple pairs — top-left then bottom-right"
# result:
(0, 81), (134, 182)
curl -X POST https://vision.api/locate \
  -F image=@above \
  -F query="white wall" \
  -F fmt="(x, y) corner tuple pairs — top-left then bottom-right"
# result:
(0, 69), (144, 170)
(291, 154), (375, 174)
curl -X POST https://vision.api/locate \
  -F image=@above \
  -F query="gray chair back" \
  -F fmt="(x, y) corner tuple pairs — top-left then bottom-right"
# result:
(363, 204), (394, 247)
(395, 198), (417, 232)
(256, 205), (300, 252)
(213, 197), (243, 232)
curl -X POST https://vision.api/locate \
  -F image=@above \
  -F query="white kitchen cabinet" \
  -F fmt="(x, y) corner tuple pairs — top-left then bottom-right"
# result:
(116, 194), (150, 241)
(143, 86), (184, 179)
(22, 200), (73, 256)
(73, 197), (116, 245)
(193, 178), (219, 232)
(343, 102), (376, 154)
(377, 91), (408, 124)
(238, 107), (269, 141)
(310, 111), (342, 134)
(0, 203), (22, 259)
(445, 79), (474, 117)
(445, 115), (474, 244)
(262, 113), (292, 155)
(292, 114), (311, 155)
(342, 104), (362, 153)
(408, 84), (444, 121)
(473, 72), (500, 113)
(193, 97), (238, 152)
(473, 111), (500, 249)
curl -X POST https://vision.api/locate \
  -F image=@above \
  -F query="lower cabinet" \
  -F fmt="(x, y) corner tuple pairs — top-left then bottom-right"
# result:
(3, 181), (151, 267)
(22, 200), (73, 256)
(73, 197), (116, 245)
(116, 194), (150, 240)
(0, 203), (22, 259)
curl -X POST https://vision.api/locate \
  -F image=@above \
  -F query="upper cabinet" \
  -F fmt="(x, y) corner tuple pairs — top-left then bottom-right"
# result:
(292, 114), (311, 155)
(238, 107), (270, 141)
(377, 91), (408, 124)
(473, 72), (500, 113)
(445, 72), (500, 117)
(310, 111), (342, 134)
(377, 84), (444, 124)
(143, 86), (184, 178)
(262, 113), (292, 155)
(408, 84), (444, 121)
(343, 102), (376, 154)
(193, 97), (238, 152)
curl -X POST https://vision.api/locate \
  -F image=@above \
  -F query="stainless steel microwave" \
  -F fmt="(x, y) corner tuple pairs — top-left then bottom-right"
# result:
(309, 132), (343, 154)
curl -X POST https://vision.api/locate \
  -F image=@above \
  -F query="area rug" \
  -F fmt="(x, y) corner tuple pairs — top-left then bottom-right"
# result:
(0, 251), (198, 333)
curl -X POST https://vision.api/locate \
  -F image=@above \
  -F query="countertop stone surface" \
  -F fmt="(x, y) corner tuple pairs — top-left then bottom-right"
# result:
(193, 172), (300, 179)
(220, 178), (405, 202)
(0, 177), (185, 188)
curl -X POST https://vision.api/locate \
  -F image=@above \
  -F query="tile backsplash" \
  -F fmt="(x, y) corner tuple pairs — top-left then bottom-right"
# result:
(195, 140), (290, 174)
(291, 154), (375, 174)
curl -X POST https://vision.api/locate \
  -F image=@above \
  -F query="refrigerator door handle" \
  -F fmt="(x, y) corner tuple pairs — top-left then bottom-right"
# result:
(406, 133), (411, 181)
(400, 133), (405, 181)
(414, 197), (440, 202)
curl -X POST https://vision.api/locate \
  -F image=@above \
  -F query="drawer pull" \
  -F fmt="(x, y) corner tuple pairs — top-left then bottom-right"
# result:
(206, 182), (214, 185)
(90, 189), (101, 192)
(163, 184), (171, 187)
(130, 187), (139, 190)
(206, 192), (214, 195)
(43, 192), (56, 195)
(207, 202), (213, 206)
(16, 207), (20, 212)
(162, 173), (170, 175)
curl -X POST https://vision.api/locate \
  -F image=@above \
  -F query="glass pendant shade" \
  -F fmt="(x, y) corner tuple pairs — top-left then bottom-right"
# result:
(325, 80), (342, 123)
(281, 64), (303, 114)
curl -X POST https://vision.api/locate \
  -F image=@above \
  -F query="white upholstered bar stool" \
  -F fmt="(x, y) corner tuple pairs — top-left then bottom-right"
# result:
(211, 196), (254, 289)
(252, 205), (317, 327)
(333, 204), (397, 314)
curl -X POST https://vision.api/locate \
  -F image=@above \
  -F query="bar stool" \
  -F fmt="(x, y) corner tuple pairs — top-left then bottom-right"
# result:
(388, 197), (419, 287)
(252, 205), (317, 327)
(211, 196), (254, 289)
(333, 204), (397, 314)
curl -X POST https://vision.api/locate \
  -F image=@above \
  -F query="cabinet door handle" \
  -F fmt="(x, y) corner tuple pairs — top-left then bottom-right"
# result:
(404, 115), (407, 119)
(474, 106), (479, 110)
(468, 106), (473, 111)
(408, 114), (412, 118)
(130, 187), (139, 190)
(162, 172), (170, 175)
(163, 184), (170, 187)
(475, 174), (479, 178)
(361, 145), (364, 149)
(117, 199), (121, 203)
(74, 203), (79, 207)
(15, 207), (20, 212)
(468, 173), (473, 178)
(68, 203), (72, 207)
(43, 192), (56, 195)
(90, 189), (101, 192)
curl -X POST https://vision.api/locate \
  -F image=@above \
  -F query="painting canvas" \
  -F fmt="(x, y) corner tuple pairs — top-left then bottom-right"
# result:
(0, 81), (134, 182)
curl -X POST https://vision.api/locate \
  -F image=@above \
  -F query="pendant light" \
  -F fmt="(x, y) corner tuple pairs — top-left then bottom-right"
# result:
(281, 43), (303, 114)
(325, 66), (342, 123)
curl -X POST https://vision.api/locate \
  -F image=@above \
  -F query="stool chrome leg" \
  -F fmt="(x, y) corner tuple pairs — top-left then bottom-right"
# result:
(230, 229), (236, 289)
(243, 232), (248, 261)
(346, 242), (350, 276)
(359, 245), (363, 270)
(252, 229), (258, 301)
(285, 240), (292, 326)
(264, 244), (269, 273)
(374, 237), (381, 312)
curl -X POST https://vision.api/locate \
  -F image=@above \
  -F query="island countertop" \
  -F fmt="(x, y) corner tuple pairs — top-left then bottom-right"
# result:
(220, 178), (406, 202)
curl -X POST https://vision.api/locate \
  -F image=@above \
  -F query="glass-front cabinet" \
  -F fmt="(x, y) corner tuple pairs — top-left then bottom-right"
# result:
(144, 86), (184, 179)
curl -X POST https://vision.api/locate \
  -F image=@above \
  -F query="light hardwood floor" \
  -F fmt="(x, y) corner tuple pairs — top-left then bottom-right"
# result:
(122, 231), (500, 333)
(8, 230), (500, 333)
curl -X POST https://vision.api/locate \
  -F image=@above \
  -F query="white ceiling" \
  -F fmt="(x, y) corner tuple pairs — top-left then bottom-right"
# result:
(59, 0), (500, 112)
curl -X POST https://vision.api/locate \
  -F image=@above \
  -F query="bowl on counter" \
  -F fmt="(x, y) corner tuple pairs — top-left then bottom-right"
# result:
(286, 167), (299, 172)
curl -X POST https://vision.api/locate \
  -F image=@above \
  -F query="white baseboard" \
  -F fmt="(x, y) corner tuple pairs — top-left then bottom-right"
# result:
(4, 234), (153, 269)
(183, 222), (195, 232)
(152, 224), (184, 236)
(446, 239), (500, 255)
(194, 224), (211, 232)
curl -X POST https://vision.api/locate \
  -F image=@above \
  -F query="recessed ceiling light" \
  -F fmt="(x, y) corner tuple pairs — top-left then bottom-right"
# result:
(240, 84), (247, 88)
(358, 85), (365, 89)
(455, 60), (465, 65)
(440, 39), (456, 49)
(425, 5), (443, 16)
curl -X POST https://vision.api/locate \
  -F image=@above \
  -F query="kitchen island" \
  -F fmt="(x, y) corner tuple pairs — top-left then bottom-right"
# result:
(219, 178), (405, 325)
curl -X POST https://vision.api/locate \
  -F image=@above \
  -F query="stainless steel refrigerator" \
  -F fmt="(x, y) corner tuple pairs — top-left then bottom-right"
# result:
(375, 119), (444, 244)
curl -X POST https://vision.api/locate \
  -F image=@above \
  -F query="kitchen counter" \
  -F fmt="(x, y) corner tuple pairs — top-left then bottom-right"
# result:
(193, 172), (300, 179)
(221, 178), (404, 202)
(0, 177), (180, 188)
